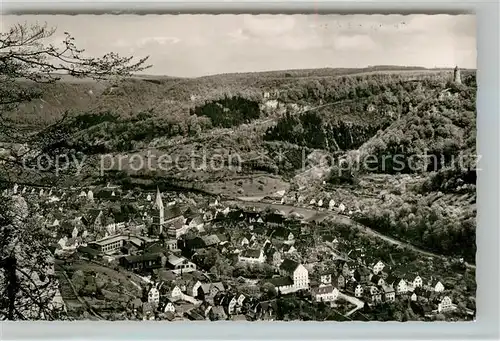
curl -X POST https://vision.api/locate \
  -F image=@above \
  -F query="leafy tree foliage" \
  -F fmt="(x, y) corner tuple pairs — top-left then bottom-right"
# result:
(0, 23), (150, 320)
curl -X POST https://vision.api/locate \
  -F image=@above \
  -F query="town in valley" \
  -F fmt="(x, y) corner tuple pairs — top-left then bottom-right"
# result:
(0, 14), (477, 322)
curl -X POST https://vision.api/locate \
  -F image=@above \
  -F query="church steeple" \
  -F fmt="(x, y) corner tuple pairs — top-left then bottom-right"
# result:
(153, 186), (164, 210)
(152, 187), (165, 234)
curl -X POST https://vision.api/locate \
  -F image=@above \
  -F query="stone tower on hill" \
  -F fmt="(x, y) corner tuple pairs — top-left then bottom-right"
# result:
(454, 65), (462, 84)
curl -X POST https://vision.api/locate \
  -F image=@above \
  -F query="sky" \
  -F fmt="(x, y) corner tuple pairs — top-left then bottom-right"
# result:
(1, 14), (476, 77)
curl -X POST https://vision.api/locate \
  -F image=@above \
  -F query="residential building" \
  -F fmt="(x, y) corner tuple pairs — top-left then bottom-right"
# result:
(354, 267), (371, 283)
(396, 279), (408, 294)
(320, 273), (332, 285)
(171, 286), (183, 299)
(119, 253), (163, 271)
(238, 249), (266, 264)
(438, 296), (454, 313)
(332, 274), (346, 289)
(148, 287), (160, 305)
(354, 284), (364, 298)
(372, 261), (385, 274)
(267, 276), (295, 295)
(381, 284), (396, 302)
(279, 259), (309, 290)
(367, 286), (382, 304)
(413, 275), (423, 288)
(228, 296), (238, 315)
(370, 274), (385, 287)
(315, 284), (339, 303)
(166, 254), (197, 274)
(164, 302), (176, 313)
(434, 281), (445, 292)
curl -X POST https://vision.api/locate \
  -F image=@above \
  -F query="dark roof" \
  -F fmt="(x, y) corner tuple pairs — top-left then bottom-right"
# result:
(267, 276), (293, 287)
(355, 267), (371, 276)
(265, 213), (285, 224)
(95, 189), (118, 200)
(216, 234), (228, 243)
(145, 243), (165, 254)
(371, 275), (381, 284)
(77, 246), (100, 256)
(121, 253), (162, 264)
(84, 209), (102, 225)
(279, 259), (299, 273)
(184, 310), (205, 321)
(165, 205), (183, 221)
(184, 237), (206, 249)
(183, 207), (199, 219)
(317, 285), (336, 295)
(386, 275), (399, 285)
(113, 212), (128, 223)
(241, 249), (261, 258)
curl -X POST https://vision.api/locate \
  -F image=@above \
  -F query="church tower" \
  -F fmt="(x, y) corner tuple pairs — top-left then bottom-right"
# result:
(453, 65), (462, 84)
(152, 187), (165, 234)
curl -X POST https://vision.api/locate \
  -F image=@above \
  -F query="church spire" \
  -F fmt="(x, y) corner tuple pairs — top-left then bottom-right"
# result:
(154, 186), (164, 210)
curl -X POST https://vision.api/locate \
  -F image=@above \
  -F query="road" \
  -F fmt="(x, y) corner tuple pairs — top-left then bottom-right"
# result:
(227, 198), (476, 270)
(337, 292), (364, 317)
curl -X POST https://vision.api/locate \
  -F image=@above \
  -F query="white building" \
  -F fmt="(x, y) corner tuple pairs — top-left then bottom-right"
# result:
(148, 287), (160, 305)
(396, 279), (408, 294)
(354, 284), (364, 298)
(328, 199), (336, 210)
(315, 284), (339, 303)
(238, 249), (266, 264)
(413, 276), (423, 288)
(279, 259), (309, 290)
(434, 281), (445, 292)
(372, 261), (385, 274)
(438, 296), (454, 313)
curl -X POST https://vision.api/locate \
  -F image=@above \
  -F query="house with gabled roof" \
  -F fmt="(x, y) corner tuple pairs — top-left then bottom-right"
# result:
(238, 248), (266, 264)
(437, 296), (454, 313)
(433, 281), (445, 292)
(381, 284), (396, 302)
(314, 284), (339, 303)
(364, 285), (382, 304)
(354, 284), (364, 298)
(370, 274), (385, 286)
(372, 260), (385, 274)
(332, 273), (346, 290)
(119, 253), (163, 271)
(395, 279), (409, 294)
(265, 276), (295, 295)
(333, 260), (351, 278)
(279, 259), (309, 290)
(166, 254), (196, 274)
(354, 267), (371, 283)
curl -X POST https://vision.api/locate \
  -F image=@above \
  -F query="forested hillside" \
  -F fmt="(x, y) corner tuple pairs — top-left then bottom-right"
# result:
(3, 67), (477, 263)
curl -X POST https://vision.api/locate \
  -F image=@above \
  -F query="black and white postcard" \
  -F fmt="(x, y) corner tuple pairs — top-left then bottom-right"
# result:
(0, 14), (476, 322)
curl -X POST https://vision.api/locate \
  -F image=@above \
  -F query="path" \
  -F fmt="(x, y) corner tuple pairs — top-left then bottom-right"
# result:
(337, 292), (364, 317)
(227, 198), (476, 270)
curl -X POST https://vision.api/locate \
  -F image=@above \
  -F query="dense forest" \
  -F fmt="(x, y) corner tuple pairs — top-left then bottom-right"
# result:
(190, 96), (261, 128)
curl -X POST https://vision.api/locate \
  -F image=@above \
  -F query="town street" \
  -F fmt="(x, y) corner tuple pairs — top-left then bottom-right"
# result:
(337, 292), (364, 317)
